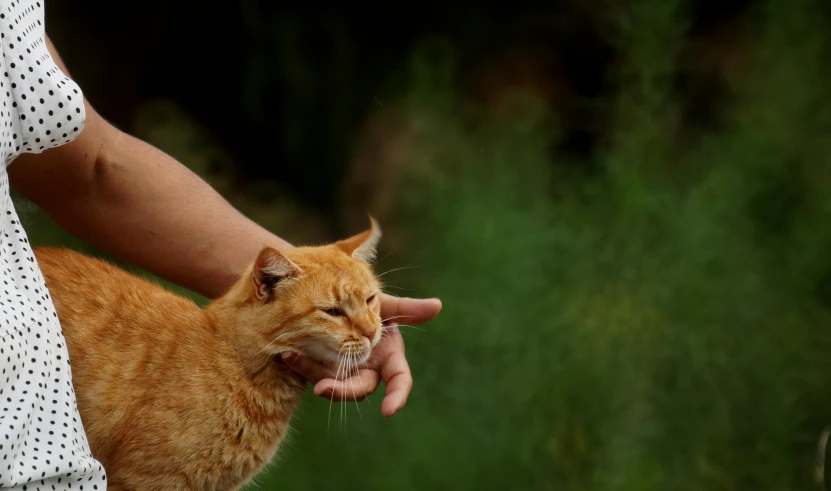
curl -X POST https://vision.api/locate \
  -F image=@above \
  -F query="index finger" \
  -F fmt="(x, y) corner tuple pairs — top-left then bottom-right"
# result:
(380, 295), (442, 326)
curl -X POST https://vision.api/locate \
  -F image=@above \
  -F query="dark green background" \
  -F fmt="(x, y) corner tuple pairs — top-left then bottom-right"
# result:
(15, 0), (831, 489)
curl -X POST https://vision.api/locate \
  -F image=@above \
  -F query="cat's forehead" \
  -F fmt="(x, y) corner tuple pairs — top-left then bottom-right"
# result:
(288, 246), (379, 286)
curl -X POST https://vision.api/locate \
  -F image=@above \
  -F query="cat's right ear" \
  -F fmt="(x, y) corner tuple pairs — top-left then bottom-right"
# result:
(252, 248), (302, 301)
(335, 216), (382, 264)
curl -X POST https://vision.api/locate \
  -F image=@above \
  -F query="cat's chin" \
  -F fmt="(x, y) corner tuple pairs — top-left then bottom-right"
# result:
(289, 344), (346, 368)
(326, 349), (373, 368)
(314, 347), (373, 372)
(277, 344), (373, 373)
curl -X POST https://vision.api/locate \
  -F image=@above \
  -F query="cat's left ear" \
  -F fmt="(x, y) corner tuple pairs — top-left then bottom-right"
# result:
(335, 216), (382, 264)
(253, 247), (302, 301)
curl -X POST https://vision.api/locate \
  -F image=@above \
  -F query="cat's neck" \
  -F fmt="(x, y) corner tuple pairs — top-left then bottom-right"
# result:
(204, 295), (306, 393)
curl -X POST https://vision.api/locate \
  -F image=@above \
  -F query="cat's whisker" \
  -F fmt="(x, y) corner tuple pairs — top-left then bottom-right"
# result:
(255, 332), (291, 358)
(379, 325), (395, 340)
(327, 351), (342, 436)
(360, 357), (373, 410)
(341, 351), (349, 431)
(381, 314), (418, 323)
(376, 264), (419, 278)
(327, 346), (347, 438)
(340, 348), (348, 430)
(349, 351), (363, 420)
(393, 323), (426, 332)
(381, 324), (417, 338)
(373, 247), (399, 268)
(380, 285), (413, 292)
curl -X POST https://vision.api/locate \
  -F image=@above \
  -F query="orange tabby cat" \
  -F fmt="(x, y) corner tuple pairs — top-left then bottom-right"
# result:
(34, 219), (384, 490)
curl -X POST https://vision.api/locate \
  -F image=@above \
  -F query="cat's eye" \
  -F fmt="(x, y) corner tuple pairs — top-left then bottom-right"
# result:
(321, 307), (345, 317)
(366, 294), (377, 304)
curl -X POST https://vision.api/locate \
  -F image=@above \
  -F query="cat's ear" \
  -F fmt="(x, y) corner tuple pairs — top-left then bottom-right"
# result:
(335, 216), (382, 264)
(252, 247), (302, 301)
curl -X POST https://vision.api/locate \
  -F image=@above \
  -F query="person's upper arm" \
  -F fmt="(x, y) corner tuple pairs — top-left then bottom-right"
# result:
(7, 35), (121, 210)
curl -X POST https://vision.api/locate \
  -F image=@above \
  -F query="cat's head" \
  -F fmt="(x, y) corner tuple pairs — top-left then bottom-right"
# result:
(233, 218), (383, 366)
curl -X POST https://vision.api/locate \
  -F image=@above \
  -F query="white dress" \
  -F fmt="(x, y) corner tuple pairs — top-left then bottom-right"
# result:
(0, 0), (108, 489)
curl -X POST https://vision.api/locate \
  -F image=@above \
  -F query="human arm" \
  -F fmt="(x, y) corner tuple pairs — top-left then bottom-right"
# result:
(9, 38), (291, 299)
(9, 36), (441, 415)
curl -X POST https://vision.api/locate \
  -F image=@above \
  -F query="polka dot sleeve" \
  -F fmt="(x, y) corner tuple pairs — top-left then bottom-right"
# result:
(0, 0), (106, 489)
(0, 0), (85, 168)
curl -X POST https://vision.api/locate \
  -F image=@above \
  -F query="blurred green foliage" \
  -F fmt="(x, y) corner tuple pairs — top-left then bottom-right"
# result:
(17, 0), (831, 489)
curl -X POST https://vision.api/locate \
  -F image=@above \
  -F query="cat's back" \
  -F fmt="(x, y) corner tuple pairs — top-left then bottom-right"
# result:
(37, 246), (123, 294)
(35, 246), (197, 320)
(36, 246), (154, 297)
(34, 246), (205, 371)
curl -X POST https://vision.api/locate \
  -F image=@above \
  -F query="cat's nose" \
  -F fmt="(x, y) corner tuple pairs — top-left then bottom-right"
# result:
(361, 328), (377, 341)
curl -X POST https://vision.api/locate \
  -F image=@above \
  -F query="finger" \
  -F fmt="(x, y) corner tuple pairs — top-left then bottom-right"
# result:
(380, 346), (412, 417)
(380, 295), (442, 325)
(371, 327), (412, 417)
(281, 353), (337, 384)
(313, 369), (381, 402)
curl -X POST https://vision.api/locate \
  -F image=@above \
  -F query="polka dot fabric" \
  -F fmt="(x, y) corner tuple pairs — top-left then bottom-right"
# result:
(0, 0), (107, 489)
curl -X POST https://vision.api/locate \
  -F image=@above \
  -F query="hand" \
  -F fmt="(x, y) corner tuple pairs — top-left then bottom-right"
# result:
(281, 295), (442, 417)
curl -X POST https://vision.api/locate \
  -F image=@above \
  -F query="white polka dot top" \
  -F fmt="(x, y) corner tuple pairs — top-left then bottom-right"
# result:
(0, 0), (107, 489)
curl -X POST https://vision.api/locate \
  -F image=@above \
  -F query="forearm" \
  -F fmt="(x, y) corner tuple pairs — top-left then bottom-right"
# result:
(14, 127), (294, 298)
(7, 35), (294, 298)
(44, 131), (293, 298)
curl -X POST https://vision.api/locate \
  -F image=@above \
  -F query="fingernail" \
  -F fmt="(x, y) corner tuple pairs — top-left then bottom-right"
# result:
(281, 352), (296, 361)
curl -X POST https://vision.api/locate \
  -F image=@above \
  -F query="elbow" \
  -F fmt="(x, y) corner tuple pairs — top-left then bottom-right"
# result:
(9, 115), (124, 214)
(72, 121), (127, 207)
(90, 143), (113, 196)
(84, 116), (123, 193)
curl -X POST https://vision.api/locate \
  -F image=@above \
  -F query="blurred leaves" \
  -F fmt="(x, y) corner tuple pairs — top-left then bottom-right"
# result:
(269, 0), (831, 488)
